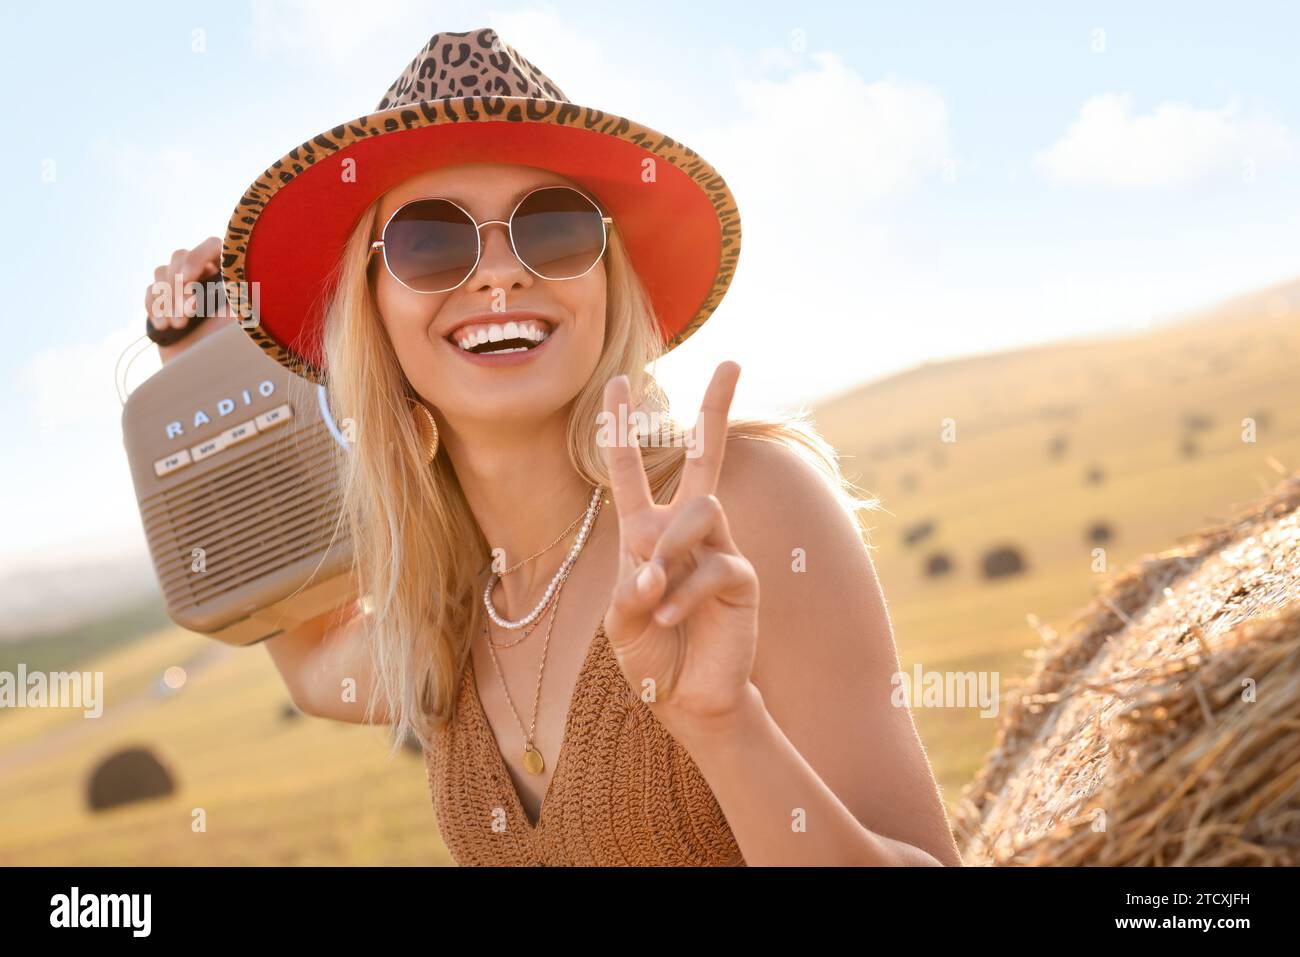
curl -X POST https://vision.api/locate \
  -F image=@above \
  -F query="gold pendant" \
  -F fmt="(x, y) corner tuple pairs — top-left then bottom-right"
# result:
(522, 746), (545, 775)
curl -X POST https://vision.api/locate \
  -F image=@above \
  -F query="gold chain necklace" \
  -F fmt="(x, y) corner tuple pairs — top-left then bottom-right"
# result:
(483, 486), (603, 630)
(498, 502), (588, 577)
(484, 497), (587, 650)
(481, 564), (566, 775)
(479, 495), (604, 774)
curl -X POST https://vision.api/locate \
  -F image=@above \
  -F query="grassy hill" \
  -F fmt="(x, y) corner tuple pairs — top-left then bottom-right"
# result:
(0, 596), (171, 679)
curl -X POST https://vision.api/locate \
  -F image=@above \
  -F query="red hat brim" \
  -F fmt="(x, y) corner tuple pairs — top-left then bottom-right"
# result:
(223, 97), (741, 383)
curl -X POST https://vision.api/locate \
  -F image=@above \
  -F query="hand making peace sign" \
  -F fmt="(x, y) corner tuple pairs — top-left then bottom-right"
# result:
(600, 361), (761, 734)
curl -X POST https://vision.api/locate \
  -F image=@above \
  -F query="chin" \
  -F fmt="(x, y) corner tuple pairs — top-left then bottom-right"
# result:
(436, 374), (587, 426)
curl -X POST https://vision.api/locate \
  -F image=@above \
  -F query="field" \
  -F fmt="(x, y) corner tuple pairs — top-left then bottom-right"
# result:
(1, 278), (1296, 864)
(0, 624), (450, 865)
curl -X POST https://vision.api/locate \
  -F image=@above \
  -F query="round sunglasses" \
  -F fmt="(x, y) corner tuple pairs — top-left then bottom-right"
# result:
(368, 185), (613, 294)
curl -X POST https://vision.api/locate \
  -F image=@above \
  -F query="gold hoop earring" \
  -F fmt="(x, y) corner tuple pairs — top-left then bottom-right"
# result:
(410, 399), (439, 464)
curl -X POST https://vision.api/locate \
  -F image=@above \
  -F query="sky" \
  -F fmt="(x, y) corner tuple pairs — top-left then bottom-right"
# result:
(1, 0), (1298, 571)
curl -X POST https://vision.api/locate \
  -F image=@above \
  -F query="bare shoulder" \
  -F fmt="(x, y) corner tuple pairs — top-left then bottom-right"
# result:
(712, 426), (883, 650)
(713, 429), (862, 558)
(712, 425), (897, 691)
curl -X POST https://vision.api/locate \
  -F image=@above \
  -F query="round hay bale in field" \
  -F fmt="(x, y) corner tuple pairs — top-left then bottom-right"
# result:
(1086, 521), (1113, 545)
(954, 470), (1300, 865)
(980, 546), (1026, 580)
(86, 747), (176, 812)
(924, 552), (954, 578)
(903, 519), (936, 547)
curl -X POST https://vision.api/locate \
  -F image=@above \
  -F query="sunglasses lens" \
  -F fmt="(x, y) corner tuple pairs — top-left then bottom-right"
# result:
(382, 199), (478, 292)
(511, 187), (607, 280)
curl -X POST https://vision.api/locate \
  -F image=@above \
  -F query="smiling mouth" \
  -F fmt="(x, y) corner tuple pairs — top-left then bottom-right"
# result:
(448, 318), (553, 355)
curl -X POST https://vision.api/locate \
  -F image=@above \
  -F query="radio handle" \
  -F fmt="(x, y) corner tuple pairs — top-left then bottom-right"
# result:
(145, 269), (226, 347)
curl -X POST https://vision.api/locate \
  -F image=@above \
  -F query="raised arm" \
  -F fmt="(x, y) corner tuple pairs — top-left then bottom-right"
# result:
(264, 600), (388, 724)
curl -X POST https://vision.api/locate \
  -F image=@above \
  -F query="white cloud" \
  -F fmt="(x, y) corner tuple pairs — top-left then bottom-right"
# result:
(1035, 93), (1294, 188)
(648, 49), (954, 416)
(722, 52), (950, 209)
(655, 49), (951, 408)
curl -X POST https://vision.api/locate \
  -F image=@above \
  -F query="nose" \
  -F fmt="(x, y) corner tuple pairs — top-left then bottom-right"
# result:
(467, 220), (534, 296)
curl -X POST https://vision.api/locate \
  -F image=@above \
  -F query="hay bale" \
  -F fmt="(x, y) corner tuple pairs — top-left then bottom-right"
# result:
(1086, 521), (1113, 545)
(924, 552), (954, 578)
(903, 520), (936, 547)
(1084, 465), (1105, 486)
(955, 471), (1300, 865)
(980, 546), (1026, 580)
(1047, 433), (1069, 460)
(86, 747), (176, 812)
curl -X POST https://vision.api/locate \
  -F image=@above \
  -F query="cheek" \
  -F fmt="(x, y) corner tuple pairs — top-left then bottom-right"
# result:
(373, 273), (408, 328)
(568, 271), (608, 357)
(374, 275), (444, 352)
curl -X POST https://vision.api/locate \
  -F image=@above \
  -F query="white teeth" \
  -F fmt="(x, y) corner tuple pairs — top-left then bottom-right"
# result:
(453, 318), (552, 352)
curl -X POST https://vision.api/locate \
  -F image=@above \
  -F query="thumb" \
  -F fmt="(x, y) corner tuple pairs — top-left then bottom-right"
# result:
(606, 557), (667, 639)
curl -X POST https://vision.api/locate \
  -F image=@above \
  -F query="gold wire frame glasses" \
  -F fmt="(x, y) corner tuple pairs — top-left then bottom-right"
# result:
(368, 184), (614, 294)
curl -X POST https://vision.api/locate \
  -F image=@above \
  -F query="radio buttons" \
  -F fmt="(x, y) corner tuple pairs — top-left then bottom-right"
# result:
(153, 449), (193, 477)
(191, 435), (226, 462)
(155, 403), (295, 479)
(221, 421), (259, 447)
(254, 403), (293, 431)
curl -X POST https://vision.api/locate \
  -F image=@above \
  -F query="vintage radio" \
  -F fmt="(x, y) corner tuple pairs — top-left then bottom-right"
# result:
(121, 309), (356, 645)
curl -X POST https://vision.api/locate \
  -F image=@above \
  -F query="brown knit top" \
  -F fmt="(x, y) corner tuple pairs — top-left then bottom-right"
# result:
(424, 617), (746, 866)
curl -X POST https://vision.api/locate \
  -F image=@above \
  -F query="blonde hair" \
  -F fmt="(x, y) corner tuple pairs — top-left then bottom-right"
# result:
(318, 195), (879, 755)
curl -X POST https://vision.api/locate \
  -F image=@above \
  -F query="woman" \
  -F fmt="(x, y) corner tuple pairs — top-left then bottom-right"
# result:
(148, 27), (959, 866)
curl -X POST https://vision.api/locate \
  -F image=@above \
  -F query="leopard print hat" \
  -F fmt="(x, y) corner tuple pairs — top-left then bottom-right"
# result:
(222, 26), (741, 384)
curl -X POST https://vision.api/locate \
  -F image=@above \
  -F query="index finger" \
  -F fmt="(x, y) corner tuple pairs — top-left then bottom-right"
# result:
(675, 360), (740, 502)
(600, 374), (655, 522)
(185, 239), (222, 284)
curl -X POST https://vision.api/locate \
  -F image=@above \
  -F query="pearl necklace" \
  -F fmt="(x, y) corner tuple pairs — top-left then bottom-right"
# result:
(483, 485), (604, 630)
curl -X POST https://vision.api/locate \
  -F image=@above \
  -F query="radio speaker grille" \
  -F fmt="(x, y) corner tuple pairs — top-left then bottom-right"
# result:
(140, 421), (349, 619)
